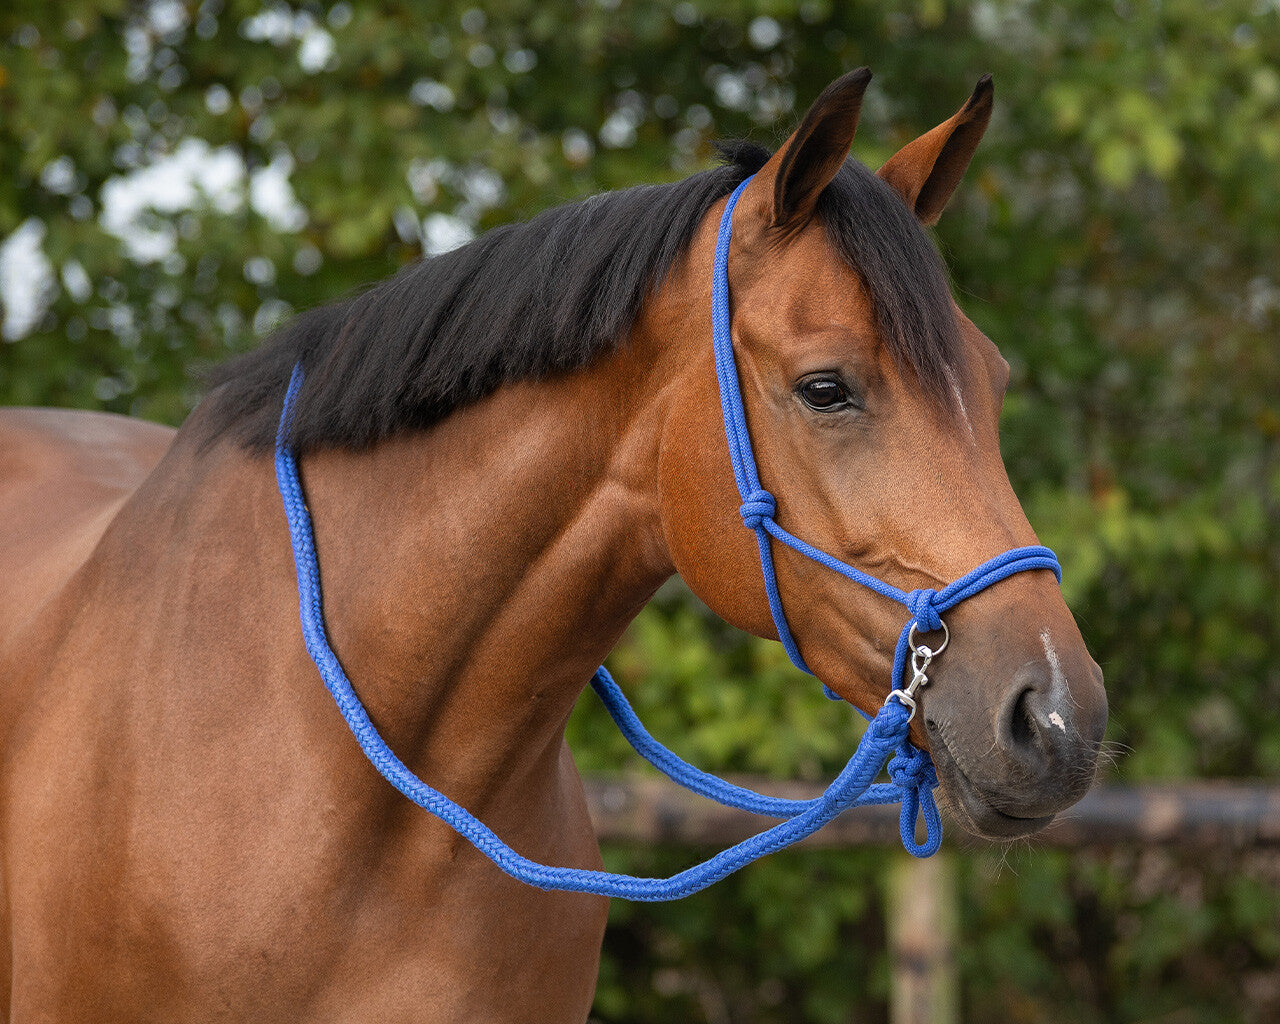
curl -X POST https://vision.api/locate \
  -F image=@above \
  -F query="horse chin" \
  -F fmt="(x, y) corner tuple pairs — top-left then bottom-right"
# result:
(926, 737), (1057, 841)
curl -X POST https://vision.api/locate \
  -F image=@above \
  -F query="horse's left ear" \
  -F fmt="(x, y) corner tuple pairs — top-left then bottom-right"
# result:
(877, 75), (993, 226)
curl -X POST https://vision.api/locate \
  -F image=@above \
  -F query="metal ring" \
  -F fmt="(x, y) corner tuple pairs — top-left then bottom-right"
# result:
(908, 618), (949, 657)
(884, 688), (917, 721)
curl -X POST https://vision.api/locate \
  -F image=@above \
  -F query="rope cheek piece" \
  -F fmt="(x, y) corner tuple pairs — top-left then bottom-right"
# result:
(273, 173), (1064, 901)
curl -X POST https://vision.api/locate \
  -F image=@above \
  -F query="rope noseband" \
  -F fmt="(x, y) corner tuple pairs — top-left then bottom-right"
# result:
(273, 174), (1062, 899)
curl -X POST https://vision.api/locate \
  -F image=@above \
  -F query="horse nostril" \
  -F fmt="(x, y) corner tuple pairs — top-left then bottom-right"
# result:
(1007, 687), (1038, 751)
(996, 662), (1065, 763)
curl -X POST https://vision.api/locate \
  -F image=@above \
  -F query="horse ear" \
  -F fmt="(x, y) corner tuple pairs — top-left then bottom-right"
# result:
(742, 67), (872, 233)
(876, 75), (993, 226)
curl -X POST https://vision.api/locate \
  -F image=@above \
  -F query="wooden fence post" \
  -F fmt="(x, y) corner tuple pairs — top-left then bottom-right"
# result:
(886, 850), (959, 1024)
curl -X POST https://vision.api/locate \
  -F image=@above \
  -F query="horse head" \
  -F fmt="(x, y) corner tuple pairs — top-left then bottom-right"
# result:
(657, 70), (1108, 840)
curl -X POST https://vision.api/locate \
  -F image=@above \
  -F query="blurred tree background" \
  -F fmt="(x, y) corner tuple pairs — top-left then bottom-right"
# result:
(2, 1), (1277, 1021)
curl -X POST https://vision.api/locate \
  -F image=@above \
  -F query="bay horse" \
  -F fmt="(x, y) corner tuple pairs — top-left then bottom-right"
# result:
(0, 70), (1106, 1021)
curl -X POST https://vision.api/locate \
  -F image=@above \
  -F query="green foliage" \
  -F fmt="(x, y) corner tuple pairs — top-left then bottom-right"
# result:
(960, 847), (1280, 1024)
(570, 588), (848, 780)
(3, 1), (1277, 1021)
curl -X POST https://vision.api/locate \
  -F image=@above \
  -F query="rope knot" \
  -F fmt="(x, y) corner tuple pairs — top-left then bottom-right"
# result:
(738, 489), (776, 530)
(905, 588), (943, 634)
(888, 745), (937, 791)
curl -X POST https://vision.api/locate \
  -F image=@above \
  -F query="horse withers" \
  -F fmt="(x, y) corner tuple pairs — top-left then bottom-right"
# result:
(0, 70), (1106, 1021)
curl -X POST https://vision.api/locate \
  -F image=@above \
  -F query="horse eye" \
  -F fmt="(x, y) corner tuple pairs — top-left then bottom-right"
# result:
(798, 378), (850, 412)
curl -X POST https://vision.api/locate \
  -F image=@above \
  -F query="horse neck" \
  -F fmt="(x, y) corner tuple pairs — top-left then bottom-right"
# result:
(287, 322), (684, 803)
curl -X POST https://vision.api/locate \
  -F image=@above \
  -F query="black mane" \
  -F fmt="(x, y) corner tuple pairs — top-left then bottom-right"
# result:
(202, 142), (959, 452)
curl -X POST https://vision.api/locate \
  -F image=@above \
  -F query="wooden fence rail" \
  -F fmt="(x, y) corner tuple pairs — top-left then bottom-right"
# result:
(583, 777), (1280, 850)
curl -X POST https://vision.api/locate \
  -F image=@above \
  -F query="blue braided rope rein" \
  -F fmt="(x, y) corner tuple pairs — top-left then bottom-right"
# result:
(274, 371), (935, 901)
(272, 173), (1062, 899)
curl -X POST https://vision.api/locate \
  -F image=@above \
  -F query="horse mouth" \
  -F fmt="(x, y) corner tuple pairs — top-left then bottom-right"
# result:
(926, 731), (1055, 841)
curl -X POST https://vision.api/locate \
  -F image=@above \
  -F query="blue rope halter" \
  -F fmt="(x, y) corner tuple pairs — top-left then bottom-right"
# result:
(712, 178), (1061, 700)
(273, 173), (1062, 900)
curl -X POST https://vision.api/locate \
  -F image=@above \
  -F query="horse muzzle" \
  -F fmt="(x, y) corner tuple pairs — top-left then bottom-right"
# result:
(921, 657), (1108, 840)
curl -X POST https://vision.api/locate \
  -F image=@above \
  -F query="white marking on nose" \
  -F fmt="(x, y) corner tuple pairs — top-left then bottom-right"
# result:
(943, 364), (975, 442)
(1039, 628), (1067, 691)
(1048, 711), (1067, 732)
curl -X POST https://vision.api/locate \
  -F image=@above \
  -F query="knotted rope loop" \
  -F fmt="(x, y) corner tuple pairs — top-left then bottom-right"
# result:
(891, 745), (943, 857)
(738, 489), (776, 530)
(888, 744), (937, 791)
(905, 588), (943, 634)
